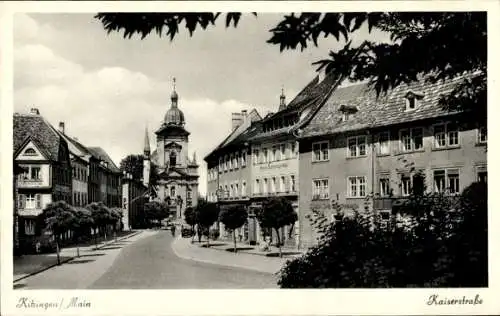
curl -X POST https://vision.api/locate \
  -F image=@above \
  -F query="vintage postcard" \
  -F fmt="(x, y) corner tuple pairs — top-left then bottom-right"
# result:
(0, 1), (498, 315)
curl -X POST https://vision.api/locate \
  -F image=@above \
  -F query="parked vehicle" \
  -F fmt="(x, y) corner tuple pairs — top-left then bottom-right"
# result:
(181, 227), (194, 238)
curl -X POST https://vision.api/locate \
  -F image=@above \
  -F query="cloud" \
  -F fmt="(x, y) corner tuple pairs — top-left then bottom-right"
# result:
(14, 15), (264, 196)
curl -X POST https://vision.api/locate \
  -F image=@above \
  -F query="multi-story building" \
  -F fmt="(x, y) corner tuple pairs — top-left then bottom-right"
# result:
(205, 109), (261, 242)
(122, 172), (148, 230)
(87, 147), (122, 208)
(295, 72), (487, 249)
(56, 122), (92, 207)
(204, 72), (339, 246)
(13, 162), (27, 255)
(13, 108), (72, 251)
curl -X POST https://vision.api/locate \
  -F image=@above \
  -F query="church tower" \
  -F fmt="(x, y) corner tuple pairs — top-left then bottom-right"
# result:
(150, 78), (199, 222)
(143, 125), (151, 187)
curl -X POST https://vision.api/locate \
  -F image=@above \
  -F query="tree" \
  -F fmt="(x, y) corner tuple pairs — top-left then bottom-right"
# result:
(86, 202), (112, 249)
(144, 201), (169, 228)
(95, 12), (486, 120)
(119, 154), (159, 186)
(256, 197), (298, 258)
(38, 201), (76, 265)
(195, 200), (219, 247)
(71, 208), (93, 257)
(219, 206), (248, 253)
(184, 207), (197, 243)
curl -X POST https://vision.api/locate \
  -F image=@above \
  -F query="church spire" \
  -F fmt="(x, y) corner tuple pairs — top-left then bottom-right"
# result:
(171, 77), (178, 108)
(279, 85), (286, 111)
(192, 151), (197, 164)
(144, 125), (151, 158)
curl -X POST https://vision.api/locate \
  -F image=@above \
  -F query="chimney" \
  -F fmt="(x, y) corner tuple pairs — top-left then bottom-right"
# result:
(231, 112), (243, 130)
(241, 110), (248, 117)
(30, 108), (40, 115)
(59, 122), (65, 134)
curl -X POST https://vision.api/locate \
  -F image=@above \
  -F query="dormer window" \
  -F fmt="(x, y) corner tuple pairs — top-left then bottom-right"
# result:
(405, 90), (424, 111)
(338, 104), (358, 122)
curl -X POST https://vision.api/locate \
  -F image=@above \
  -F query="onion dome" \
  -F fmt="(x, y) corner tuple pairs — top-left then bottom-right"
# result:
(164, 77), (185, 126)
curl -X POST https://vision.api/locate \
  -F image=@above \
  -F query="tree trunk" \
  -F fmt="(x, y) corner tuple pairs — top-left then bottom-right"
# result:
(206, 228), (210, 248)
(197, 226), (202, 243)
(55, 235), (61, 265)
(275, 228), (282, 258)
(76, 232), (80, 258)
(94, 229), (98, 250)
(233, 229), (237, 253)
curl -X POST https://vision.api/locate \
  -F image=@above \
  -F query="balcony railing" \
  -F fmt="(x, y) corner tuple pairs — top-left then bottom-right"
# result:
(18, 179), (45, 188)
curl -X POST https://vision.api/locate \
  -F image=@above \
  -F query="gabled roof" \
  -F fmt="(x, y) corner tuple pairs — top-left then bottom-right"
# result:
(204, 109), (262, 161)
(87, 147), (120, 173)
(57, 131), (93, 163)
(300, 72), (479, 138)
(13, 113), (65, 162)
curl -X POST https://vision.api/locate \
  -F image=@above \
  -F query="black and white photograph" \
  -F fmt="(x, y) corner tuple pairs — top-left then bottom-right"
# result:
(1, 1), (498, 315)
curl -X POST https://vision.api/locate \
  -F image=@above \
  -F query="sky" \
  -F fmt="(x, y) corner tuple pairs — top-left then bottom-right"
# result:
(13, 13), (391, 196)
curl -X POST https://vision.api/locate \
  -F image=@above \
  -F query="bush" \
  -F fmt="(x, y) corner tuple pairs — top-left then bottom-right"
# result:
(278, 182), (487, 288)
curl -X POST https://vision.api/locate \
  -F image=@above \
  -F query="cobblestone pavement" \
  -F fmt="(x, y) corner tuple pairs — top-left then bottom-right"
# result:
(13, 231), (155, 289)
(90, 231), (278, 289)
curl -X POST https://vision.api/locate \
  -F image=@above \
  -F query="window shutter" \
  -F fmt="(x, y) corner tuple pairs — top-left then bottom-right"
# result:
(36, 194), (42, 209)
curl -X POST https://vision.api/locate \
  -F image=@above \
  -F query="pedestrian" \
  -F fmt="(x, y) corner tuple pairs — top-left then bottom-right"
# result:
(171, 224), (176, 237)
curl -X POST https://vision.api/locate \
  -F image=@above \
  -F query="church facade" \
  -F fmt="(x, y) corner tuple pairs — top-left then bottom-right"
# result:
(143, 83), (199, 222)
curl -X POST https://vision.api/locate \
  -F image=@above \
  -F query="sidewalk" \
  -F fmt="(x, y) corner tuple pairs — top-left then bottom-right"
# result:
(202, 239), (306, 258)
(13, 230), (141, 282)
(171, 236), (299, 274)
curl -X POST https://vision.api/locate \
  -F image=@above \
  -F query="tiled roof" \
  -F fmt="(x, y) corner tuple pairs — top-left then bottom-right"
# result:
(13, 114), (64, 161)
(57, 131), (93, 162)
(300, 73), (477, 138)
(87, 147), (120, 173)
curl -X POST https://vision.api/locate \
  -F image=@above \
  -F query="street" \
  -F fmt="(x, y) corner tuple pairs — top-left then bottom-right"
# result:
(15, 231), (278, 289)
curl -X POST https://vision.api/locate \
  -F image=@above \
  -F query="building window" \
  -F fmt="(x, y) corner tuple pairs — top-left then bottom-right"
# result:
(241, 151), (246, 166)
(254, 179), (260, 194)
(313, 179), (329, 200)
(230, 184), (234, 197)
(25, 220), (35, 236)
(170, 186), (176, 198)
(433, 170), (446, 194)
(347, 136), (367, 157)
(447, 169), (460, 194)
(242, 181), (246, 196)
(280, 144), (286, 160)
(434, 123), (460, 148)
(401, 175), (412, 196)
(271, 177), (277, 193)
(271, 146), (277, 162)
(31, 166), (41, 180)
(477, 170), (487, 183)
(399, 127), (423, 152)
(263, 179), (268, 194)
(262, 149), (268, 163)
(378, 131), (390, 155)
(25, 193), (41, 209)
(312, 141), (329, 162)
(187, 190), (192, 200)
(290, 175), (296, 192)
(348, 176), (366, 198)
(169, 152), (177, 166)
(478, 126), (487, 144)
(24, 148), (37, 156)
(379, 177), (391, 197)
(291, 142), (297, 157)
(279, 176), (285, 192)
(253, 149), (259, 165)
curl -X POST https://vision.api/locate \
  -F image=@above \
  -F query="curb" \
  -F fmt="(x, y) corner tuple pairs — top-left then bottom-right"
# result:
(198, 242), (303, 259)
(13, 257), (75, 283)
(171, 237), (281, 275)
(13, 231), (142, 283)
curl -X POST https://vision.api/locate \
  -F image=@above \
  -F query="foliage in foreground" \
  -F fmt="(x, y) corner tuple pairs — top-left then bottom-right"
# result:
(278, 182), (487, 288)
(95, 12), (486, 119)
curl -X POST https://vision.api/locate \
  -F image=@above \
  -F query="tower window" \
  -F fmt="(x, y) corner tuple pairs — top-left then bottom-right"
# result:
(169, 151), (177, 166)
